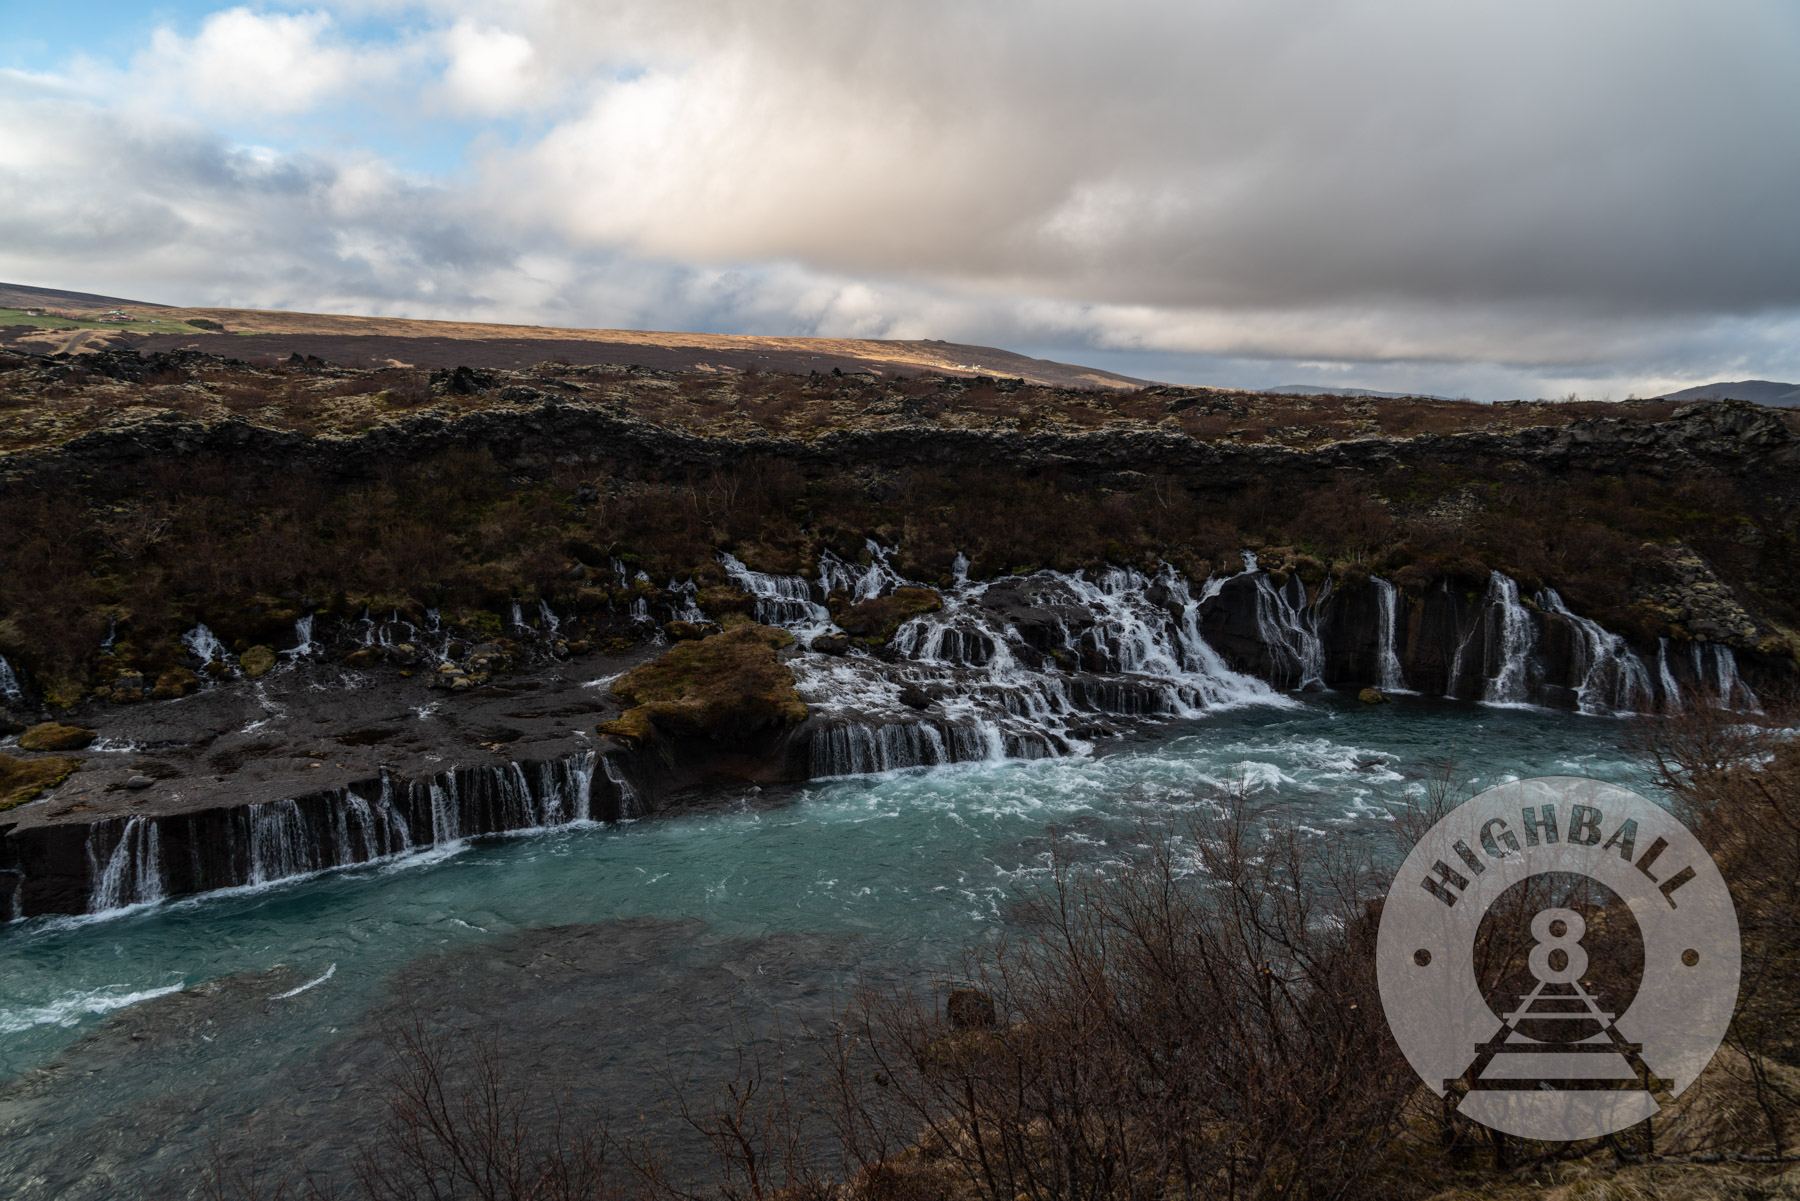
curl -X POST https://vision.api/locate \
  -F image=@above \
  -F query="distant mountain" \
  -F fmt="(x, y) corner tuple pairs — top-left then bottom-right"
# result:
(1264, 384), (1458, 400)
(1656, 379), (1800, 407)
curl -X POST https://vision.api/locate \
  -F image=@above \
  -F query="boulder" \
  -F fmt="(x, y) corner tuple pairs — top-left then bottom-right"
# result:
(810, 633), (851, 655)
(240, 645), (278, 678)
(598, 625), (807, 746)
(343, 647), (384, 669)
(1358, 687), (1389, 704)
(0, 753), (79, 811)
(830, 586), (942, 647)
(18, 722), (95, 752)
(664, 620), (721, 642)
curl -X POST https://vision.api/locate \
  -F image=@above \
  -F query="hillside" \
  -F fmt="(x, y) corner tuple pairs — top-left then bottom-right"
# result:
(1659, 378), (1800, 406)
(0, 282), (1147, 390)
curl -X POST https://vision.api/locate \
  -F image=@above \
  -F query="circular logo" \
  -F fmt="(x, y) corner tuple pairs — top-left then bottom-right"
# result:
(1376, 777), (1739, 1141)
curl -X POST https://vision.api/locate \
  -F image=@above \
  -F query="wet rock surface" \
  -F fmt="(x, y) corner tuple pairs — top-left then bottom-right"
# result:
(0, 650), (648, 835)
(0, 917), (878, 1201)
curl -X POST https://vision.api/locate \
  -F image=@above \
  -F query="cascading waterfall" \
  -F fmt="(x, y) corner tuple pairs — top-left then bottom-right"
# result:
(720, 549), (1284, 778)
(0, 652), (22, 702)
(87, 818), (163, 910)
(720, 552), (831, 630)
(1656, 639), (1683, 715)
(1538, 589), (1655, 715)
(249, 799), (317, 884)
(1448, 574), (1536, 705)
(1692, 643), (1761, 712)
(1248, 572), (1327, 691)
(53, 752), (611, 917)
(281, 614), (319, 660)
(1372, 578), (1407, 692)
(181, 623), (233, 671)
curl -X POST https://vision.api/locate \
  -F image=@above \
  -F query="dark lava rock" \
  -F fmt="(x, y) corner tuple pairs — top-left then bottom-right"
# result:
(809, 633), (850, 655)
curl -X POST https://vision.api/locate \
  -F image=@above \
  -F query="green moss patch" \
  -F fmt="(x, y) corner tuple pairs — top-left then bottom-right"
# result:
(17, 722), (95, 752)
(599, 625), (807, 746)
(0, 754), (79, 811)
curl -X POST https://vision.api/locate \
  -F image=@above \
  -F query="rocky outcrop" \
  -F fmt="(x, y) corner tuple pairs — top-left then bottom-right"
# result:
(830, 587), (942, 647)
(597, 625), (810, 791)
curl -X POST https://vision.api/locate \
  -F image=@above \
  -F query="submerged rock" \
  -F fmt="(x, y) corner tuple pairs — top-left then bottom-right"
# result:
(18, 722), (95, 752)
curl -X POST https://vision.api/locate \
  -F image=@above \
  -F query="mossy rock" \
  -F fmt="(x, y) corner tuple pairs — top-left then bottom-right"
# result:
(829, 587), (942, 647)
(18, 722), (96, 752)
(240, 645), (278, 678)
(598, 625), (806, 746)
(1358, 687), (1389, 705)
(695, 586), (756, 617)
(664, 620), (720, 641)
(0, 754), (79, 811)
(151, 667), (200, 699)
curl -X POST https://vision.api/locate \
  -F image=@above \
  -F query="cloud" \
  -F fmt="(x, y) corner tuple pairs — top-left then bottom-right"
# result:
(439, 19), (541, 115)
(2, 0), (1799, 399)
(133, 7), (365, 116)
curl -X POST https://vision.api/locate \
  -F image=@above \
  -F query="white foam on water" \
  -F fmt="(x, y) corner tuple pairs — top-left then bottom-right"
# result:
(270, 963), (336, 1000)
(0, 980), (185, 1035)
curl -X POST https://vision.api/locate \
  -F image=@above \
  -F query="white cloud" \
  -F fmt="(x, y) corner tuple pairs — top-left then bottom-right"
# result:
(440, 19), (540, 114)
(134, 8), (363, 116)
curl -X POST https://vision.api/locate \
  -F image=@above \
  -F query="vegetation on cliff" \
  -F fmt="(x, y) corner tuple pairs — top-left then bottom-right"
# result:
(1, 346), (1795, 707)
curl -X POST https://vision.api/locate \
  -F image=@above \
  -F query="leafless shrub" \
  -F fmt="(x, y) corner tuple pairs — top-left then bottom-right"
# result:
(1645, 699), (1800, 1153)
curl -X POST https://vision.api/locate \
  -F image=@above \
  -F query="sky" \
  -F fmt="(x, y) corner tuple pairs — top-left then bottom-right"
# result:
(2, 2), (1798, 399)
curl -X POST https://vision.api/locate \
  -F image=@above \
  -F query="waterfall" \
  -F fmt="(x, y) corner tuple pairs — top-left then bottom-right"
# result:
(1372, 578), (1407, 692)
(281, 614), (318, 660)
(719, 552), (831, 630)
(1538, 589), (1654, 715)
(249, 799), (317, 884)
(39, 753), (608, 916)
(1656, 639), (1683, 715)
(510, 602), (526, 631)
(601, 754), (642, 819)
(0, 652), (22, 702)
(818, 541), (908, 602)
(1691, 643), (1761, 712)
(538, 599), (563, 637)
(429, 773), (462, 845)
(88, 818), (164, 911)
(1448, 574), (1536, 705)
(181, 623), (232, 669)
(1248, 573), (1326, 691)
(767, 549), (1284, 778)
